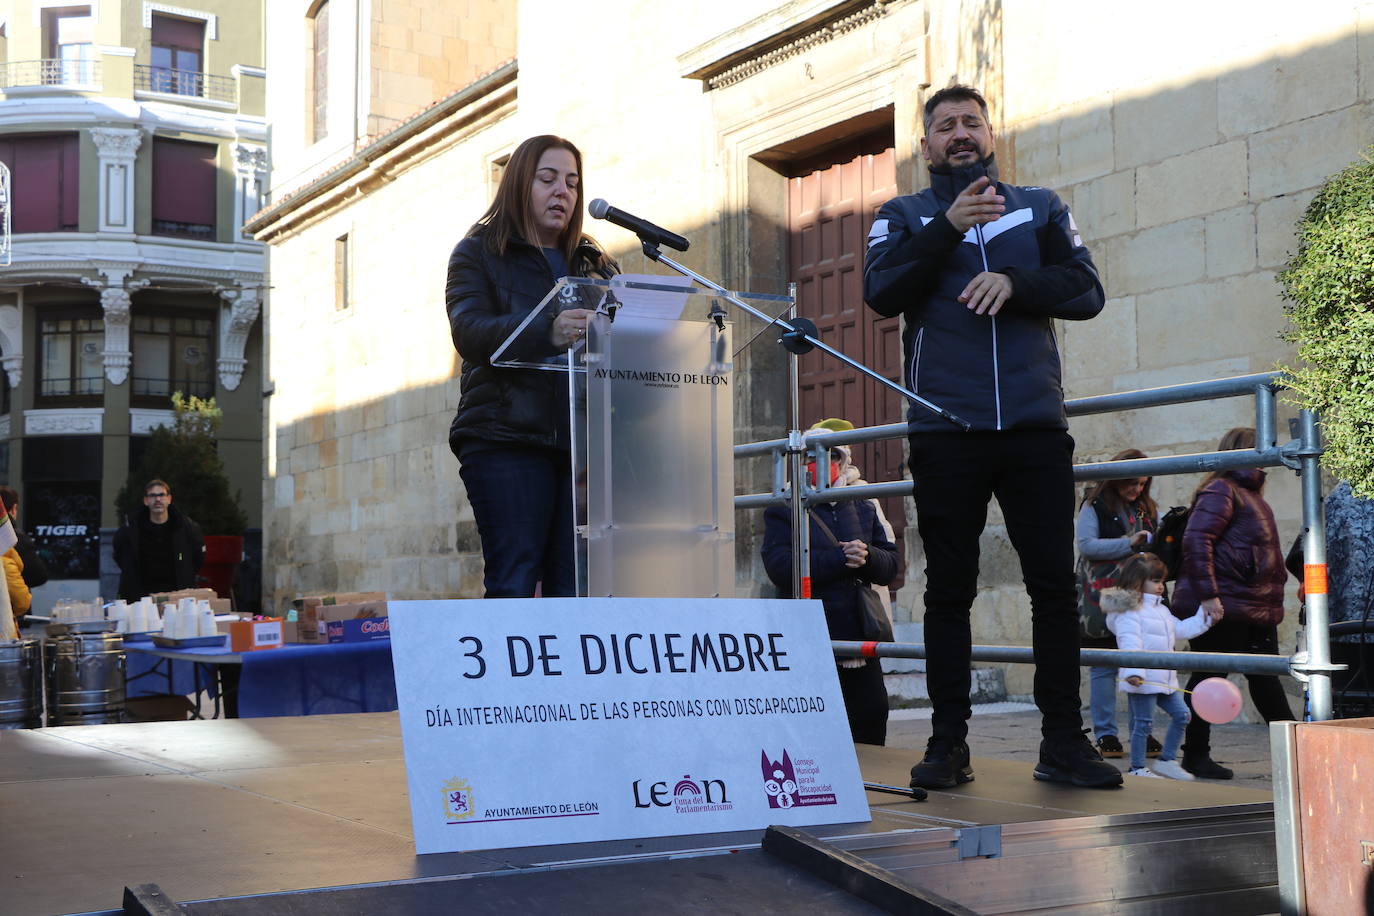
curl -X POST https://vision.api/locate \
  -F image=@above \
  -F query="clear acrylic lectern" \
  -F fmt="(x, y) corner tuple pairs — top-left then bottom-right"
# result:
(492, 276), (788, 597)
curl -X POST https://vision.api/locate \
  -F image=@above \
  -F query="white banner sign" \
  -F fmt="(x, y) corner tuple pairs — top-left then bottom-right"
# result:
(389, 597), (870, 854)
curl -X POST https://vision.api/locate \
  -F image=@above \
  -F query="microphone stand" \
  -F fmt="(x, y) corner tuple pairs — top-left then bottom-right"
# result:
(636, 240), (969, 432)
(632, 237), (970, 602)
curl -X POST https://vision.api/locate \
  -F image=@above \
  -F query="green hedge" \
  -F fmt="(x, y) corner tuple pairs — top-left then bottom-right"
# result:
(1279, 148), (1374, 498)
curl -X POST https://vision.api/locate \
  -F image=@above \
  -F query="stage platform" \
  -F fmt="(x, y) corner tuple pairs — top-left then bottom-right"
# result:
(0, 713), (1279, 915)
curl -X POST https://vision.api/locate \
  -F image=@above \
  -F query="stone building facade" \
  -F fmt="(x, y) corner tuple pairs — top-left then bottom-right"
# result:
(251, 0), (1374, 693)
(0, 0), (267, 611)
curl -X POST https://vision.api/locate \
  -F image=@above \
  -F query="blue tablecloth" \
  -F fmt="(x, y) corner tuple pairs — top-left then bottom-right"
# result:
(125, 644), (220, 699)
(125, 640), (397, 718)
(238, 641), (397, 717)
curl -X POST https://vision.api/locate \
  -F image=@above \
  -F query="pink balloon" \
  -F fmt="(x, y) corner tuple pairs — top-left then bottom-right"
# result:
(1192, 677), (1243, 724)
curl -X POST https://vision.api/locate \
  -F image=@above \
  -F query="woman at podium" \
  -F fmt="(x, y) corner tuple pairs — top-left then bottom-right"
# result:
(445, 135), (617, 597)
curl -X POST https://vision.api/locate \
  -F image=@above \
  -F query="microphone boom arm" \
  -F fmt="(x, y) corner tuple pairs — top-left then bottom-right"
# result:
(638, 242), (970, 431)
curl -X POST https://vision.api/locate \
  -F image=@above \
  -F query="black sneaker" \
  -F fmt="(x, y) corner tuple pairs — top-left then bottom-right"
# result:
(1146, 735), (1163, 758)
(1095, 735), (1124, 758)
(909, 736), (974, 789)
(1182, 754), (1234, 779)
(1033, 731), (1124, 788)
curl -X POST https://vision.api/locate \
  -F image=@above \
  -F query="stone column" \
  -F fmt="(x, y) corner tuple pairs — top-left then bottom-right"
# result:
(218, 286), (261, 391)
(232, 144), (269, 241)
(0, 302), (21, 387)
(89, 127), (143, 234)
(99, 286), (133, 386)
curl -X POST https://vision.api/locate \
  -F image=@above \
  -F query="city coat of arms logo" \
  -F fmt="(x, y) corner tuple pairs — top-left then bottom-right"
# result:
(443, 778), (475, 823)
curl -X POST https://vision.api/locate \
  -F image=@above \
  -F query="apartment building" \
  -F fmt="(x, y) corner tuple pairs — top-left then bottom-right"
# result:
(0, 1), (266, 608)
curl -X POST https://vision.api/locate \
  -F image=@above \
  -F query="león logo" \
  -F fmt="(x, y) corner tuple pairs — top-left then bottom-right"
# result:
(631, 773), (733, 814)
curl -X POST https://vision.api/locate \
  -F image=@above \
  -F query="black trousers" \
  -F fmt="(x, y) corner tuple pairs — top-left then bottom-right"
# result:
(1183, 617), (1294, 755)
(909, 429), (1083, 741)
(838, 658), (888, 746)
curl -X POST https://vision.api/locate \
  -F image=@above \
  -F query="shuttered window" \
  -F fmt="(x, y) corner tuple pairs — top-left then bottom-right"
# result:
(0, 134), (80, 233)
(152, 138), (217, 240)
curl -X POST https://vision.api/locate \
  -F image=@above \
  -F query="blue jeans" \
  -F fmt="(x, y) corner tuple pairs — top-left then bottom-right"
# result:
(1127, 691), (1189, 769)
(1089, 665), (1118, 738)
(458, 446), (576, 598)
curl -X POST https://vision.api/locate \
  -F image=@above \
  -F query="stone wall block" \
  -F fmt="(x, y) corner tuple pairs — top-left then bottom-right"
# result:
(1134, 274), (1287, 366)
(1218, 35), (1358, 136)
(1069, 170), (1135, 241)
(1053, 96), (1116, 186)
(1136, 142), (1248, 228)
(1361, 4), (1374, 101)
(1007, 117), (1059, 185)
(1249, 104), (1374, 200)
(1109, 219), (1206, 296)
(1257, 189), (1318, 269)
(1113, 80), (1220, 169)
(1205, 205), (1257, 278)
(1060, 295), (1137, 380)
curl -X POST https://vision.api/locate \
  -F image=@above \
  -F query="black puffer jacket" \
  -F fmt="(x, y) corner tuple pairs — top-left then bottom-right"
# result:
(445, 230), (616, 452)
(1170, 469), (1287, 626)
(863, 156), (1105, 432)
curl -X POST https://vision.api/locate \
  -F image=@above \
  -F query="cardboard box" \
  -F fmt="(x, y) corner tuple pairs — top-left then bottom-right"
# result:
(228, 615), (301, 643)
(229, 617), (284, 652)
(326, 616), (391, 643)
(151, 589), (232, 613)
(156, 588), (218, 601)
(295, 594), (387, 643)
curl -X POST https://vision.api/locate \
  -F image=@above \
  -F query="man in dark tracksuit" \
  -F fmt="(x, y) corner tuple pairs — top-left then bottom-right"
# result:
(864, 86), (1121, 789)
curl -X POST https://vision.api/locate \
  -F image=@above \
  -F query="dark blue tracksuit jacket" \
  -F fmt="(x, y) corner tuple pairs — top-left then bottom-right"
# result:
(863, 157), (1105, 433)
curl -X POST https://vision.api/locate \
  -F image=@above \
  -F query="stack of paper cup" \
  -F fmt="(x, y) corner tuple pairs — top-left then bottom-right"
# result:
(177, 598), (197, 639)
(132, 597), (154, 633)
(196, 600), (217, 638)
(160, 602), (179, 639)
(108, 600), (129, 633)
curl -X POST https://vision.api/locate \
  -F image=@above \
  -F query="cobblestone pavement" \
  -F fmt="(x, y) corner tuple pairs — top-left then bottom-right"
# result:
(885, 706), (1281, 793)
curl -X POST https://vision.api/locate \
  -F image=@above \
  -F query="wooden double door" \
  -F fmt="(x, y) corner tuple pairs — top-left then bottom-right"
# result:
(786, 133), (906, 584)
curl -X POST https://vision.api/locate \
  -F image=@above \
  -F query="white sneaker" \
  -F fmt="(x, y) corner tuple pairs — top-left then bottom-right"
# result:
(1151, 759), (1195, 780)
(1128, 766), (1162, 778)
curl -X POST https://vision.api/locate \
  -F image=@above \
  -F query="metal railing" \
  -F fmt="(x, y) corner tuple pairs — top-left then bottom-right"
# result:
(133, 65), (237, 104)
(0, 59), (101, 89)
(734, 371), (1342, 720)
(38, 376), (102, 397)
(132, 377), (214, 399)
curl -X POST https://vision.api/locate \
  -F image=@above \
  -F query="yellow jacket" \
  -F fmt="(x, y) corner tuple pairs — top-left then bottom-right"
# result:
(4, 548), (30, 617)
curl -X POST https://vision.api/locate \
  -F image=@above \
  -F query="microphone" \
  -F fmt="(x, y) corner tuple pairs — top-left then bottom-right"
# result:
(588, 199), (689, 252)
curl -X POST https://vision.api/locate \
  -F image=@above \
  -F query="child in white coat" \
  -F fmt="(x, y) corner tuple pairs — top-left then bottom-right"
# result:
(1103, 554), (1222, 779)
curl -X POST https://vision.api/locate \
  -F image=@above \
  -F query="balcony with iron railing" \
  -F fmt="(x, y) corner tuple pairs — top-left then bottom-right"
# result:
(132, 376), (215, 400)
(0, 59), (101, 91)
(133, 64), (236, 104)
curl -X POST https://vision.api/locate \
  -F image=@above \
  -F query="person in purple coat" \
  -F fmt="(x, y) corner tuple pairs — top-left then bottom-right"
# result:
(1170, 427), (1295, 778)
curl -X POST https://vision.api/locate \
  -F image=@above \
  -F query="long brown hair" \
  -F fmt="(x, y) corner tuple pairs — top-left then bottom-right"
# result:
(1081, 448), (1157, 521)
(1194, 426), (1259, 497)
(468, 135), (586, 263)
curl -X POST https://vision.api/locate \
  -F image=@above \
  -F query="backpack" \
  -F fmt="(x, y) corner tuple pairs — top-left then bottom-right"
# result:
(1153, 505), (1190, 580)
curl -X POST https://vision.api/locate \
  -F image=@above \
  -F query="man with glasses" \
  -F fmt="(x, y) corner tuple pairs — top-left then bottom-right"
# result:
(113, 479), (205, 600)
